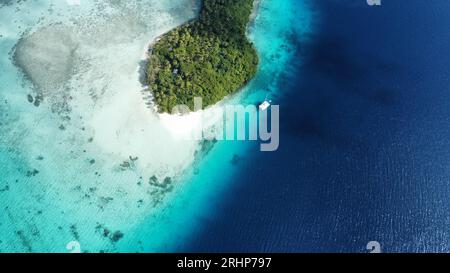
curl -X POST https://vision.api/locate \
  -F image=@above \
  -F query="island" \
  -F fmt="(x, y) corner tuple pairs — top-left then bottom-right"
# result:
(147, 0), (259, 113)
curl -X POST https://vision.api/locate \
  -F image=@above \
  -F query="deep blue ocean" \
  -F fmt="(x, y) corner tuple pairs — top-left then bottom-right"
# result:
(183, 0), (450, 253)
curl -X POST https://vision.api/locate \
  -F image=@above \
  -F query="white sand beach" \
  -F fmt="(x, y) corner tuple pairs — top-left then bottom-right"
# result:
(1, 0), (211, 252)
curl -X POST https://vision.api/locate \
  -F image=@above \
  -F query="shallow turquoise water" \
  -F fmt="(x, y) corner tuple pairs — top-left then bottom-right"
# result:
(0, 0), (313, 253)
(118, 0), (314, 253)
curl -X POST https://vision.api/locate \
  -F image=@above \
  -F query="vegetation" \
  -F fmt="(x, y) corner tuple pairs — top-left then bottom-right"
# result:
(147, 0), (258, 113)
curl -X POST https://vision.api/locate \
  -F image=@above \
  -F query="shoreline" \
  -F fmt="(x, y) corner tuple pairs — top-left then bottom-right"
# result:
(144, 0), (259, 113)
(142, 0), (263, 118)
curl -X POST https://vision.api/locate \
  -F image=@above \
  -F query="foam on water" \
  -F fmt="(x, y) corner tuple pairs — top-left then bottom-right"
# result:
(0, 0), (314, 252)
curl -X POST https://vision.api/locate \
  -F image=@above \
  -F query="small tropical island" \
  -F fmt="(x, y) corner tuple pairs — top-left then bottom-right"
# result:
(147, 0), (259, 113)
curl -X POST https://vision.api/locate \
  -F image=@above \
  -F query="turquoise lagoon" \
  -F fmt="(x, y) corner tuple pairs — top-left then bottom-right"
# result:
(0, 0), (313, 252)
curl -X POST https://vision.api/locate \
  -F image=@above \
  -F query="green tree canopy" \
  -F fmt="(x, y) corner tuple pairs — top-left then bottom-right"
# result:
(147, 0), (258, 113)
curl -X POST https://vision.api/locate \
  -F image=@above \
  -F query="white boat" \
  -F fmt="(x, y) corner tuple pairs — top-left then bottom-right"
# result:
(259, 100), (271, 111)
